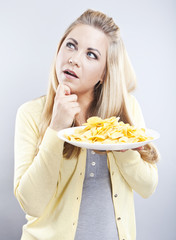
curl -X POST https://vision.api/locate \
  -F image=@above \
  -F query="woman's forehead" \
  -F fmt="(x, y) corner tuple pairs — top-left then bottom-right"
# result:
(65, 25), (109, 53)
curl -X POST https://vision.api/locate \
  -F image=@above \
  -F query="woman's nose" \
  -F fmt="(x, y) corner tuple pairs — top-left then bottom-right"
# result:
(69, 52), (81, 67)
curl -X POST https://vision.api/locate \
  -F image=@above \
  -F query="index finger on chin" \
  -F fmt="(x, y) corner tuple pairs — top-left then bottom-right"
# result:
(56, 83), (71, 97)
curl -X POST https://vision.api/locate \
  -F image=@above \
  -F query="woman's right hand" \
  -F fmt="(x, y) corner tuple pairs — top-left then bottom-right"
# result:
(49, 84), (81, 131)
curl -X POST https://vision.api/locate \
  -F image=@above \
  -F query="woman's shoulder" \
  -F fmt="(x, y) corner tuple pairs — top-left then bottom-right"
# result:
(15, 96), (46, 136)
(17, 95), (46, 115)
(128, 94), (137, 102)
(128, 94), (145, 128)
(128, 94), (138, 110)
(16, 96), (46, 125)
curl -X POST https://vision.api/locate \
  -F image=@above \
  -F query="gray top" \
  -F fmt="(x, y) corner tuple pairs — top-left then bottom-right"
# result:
(74, 149), (119, 240)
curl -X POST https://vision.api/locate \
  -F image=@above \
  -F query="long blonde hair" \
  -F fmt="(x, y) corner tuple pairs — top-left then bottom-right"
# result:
(37, 9), (159, 163)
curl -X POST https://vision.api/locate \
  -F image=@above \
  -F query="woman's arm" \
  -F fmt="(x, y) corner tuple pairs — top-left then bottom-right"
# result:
(112, 95), (158, 198)
(14, 102), (64, 217)
(112, 150), (158, 198)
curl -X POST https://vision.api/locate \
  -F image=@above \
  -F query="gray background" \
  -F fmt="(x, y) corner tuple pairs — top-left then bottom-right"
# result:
(0, 0), (175, 239)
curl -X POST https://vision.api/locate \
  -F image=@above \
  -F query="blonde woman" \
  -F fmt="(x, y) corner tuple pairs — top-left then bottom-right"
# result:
(14, 9), (159, 240)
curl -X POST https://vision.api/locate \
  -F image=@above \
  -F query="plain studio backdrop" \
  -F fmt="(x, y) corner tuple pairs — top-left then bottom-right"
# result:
(0, 0), (175, 239)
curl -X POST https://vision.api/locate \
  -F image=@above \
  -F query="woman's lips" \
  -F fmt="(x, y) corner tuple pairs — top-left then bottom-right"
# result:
(63, 69), (79, 79)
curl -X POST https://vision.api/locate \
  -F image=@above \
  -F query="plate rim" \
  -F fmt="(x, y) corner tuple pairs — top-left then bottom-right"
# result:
(57, 126), (160, 150)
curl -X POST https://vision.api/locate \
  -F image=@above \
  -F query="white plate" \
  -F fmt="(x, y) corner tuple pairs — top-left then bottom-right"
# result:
(57, 126), (160, 151)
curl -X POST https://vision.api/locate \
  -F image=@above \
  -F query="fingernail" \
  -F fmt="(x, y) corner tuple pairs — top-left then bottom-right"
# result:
(65, 90), (70, 95)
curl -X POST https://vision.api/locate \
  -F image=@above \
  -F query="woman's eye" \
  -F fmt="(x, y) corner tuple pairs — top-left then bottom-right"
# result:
(66, 42), (75, 49)
(87, 52), (97, 59)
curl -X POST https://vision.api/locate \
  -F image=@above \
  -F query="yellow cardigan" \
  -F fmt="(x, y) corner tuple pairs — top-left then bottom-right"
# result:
(14, 95), (158, 240)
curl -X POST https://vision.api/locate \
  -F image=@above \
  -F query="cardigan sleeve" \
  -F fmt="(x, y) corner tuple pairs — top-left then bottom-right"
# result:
(112, 95), (158, 198)
(112, 150), (158, 198)
(14, 101), (64, 217)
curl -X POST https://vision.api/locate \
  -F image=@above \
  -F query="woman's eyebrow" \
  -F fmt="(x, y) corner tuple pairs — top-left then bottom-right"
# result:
(67, 38), (78, 45)
(88, 48), (101, 56)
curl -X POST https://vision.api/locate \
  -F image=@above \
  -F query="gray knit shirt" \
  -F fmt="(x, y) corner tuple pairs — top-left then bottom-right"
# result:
(74, 149), (119, 240)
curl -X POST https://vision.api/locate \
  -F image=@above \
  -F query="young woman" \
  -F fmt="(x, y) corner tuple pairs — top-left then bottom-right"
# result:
(14, 9), (159, 240)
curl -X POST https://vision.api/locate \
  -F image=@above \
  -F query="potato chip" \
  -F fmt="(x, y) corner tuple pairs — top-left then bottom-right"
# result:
(64, 116), (153, 144)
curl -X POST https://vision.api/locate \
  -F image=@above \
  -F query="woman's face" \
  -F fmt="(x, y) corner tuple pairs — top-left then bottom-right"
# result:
(56, 24), (108, 97)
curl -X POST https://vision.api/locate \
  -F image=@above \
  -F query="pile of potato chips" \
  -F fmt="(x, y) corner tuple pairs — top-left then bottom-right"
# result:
(65, 116), (153, 144)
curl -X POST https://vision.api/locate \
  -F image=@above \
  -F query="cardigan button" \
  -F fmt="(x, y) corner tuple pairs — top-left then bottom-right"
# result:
(117, 217), (121, 220)
(90, 173), (94, 177)
(114, 194), (118, 198)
